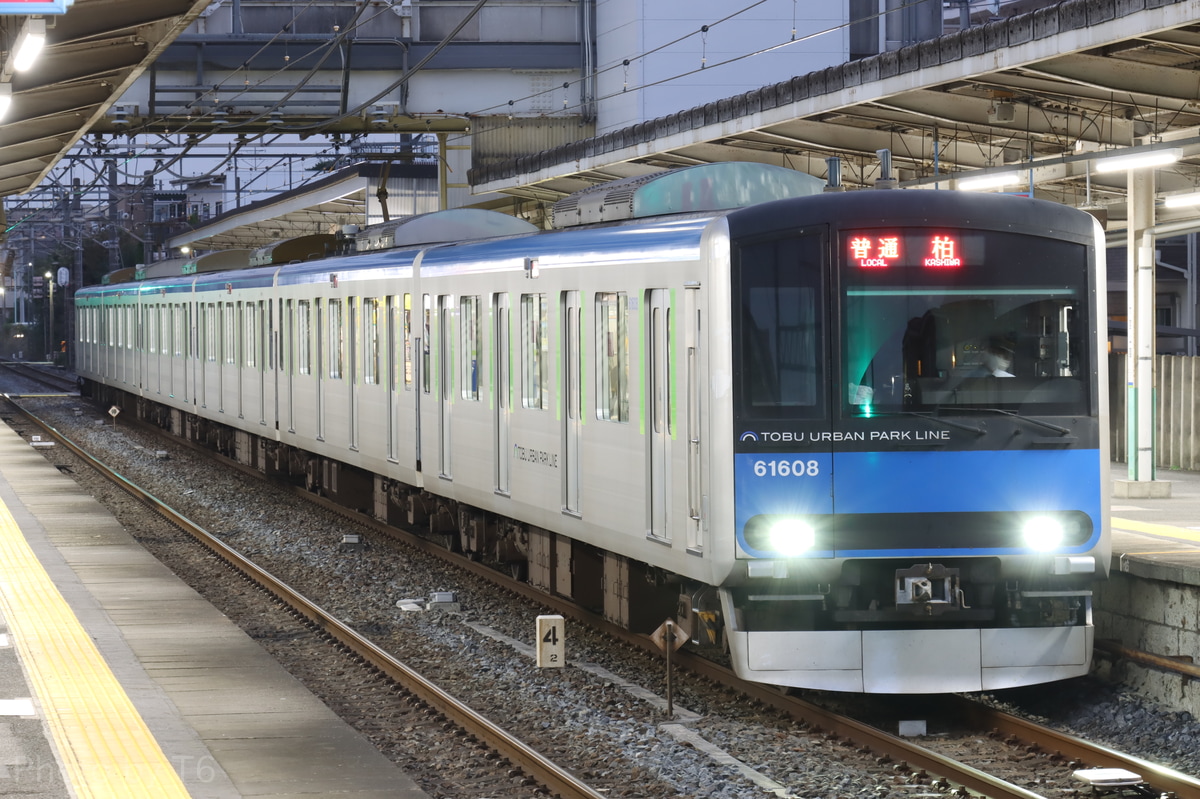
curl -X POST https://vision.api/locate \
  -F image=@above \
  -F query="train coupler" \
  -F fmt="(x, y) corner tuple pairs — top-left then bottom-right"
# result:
(895, 563), (963, 616)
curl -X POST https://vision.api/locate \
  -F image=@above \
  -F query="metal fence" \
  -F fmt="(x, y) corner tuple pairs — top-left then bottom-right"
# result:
(1109, 353), (1200, 469)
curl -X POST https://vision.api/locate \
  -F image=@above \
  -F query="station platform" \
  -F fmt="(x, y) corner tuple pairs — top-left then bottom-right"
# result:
(0, 422), (428, 798)
(1109, 464), (1200, 585)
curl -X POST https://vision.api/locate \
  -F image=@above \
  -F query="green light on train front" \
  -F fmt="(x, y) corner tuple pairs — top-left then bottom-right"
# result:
(1022, 516), (1064, 551)
(766, 519), (816, 556)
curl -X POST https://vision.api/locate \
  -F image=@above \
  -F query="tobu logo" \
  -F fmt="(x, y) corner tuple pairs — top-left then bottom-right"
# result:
(739, 431), (759, 442)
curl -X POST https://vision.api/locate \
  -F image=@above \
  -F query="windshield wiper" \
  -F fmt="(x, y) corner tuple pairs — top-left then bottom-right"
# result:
(894, 411), (985, 435)
(975, 407), (1071, 436)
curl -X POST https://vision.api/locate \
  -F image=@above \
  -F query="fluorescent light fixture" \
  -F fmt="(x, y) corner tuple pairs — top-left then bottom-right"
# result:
(0, 83), (11, 120)
(1164, 191), (1200, 208)
(11, 17), (45, 73)
(1094, 147), (1181, 173)
(958, 172), (1022, 191)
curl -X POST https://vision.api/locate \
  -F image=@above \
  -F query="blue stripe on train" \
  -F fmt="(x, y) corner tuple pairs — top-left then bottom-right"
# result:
(734, 448), (1102, 558)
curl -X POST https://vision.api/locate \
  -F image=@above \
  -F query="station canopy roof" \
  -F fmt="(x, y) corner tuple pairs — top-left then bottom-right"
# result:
(0, 0), (209, 199)
(471, 1), (1200, 238)
(10, 1), (1200, 245)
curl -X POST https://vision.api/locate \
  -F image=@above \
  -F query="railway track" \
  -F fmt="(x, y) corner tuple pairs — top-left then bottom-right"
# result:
(0, 361), (77, 393)
(4, 396), (607, 799)
(10, 394), (1200, 799)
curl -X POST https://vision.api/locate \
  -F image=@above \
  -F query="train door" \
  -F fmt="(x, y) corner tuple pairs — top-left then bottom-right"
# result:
(168, 304), (175, 397)
(316, 298), (325, 440)
(176, 304), (185, 403)
(161, 304), (169, 397)
(348, 297), (359, 450)
(218, 303), (227, 413)
(190, 299), (199, 408)
(647, 288), (671, 542)
(269, 299), (279, 430)
(415, 294), (430, 473)
(238, 301), (247, 419)
(165, 302), (172, 395)
(386, 296), (399, 461)
(562, 291), (581, 515)
(161, 304), (169, 396)
(493, 293), (510, 495)
(148, 304), (157, 394)
(153, 304), (162, 395)
(135, 303), (144, 389)
(438, 294), (452, 478)
(685, 285), (703, 552)
(198, 303), (207, 408)
(284, 299), (294, 431)
(259, 300), (268, 426)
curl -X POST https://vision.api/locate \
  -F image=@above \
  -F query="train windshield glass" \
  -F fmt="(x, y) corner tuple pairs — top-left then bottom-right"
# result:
(733, 232), (825, 420)
(840, 228), (1090, 416)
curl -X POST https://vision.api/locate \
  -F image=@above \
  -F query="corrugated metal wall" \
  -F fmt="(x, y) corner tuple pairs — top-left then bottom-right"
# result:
(1110, 353), (1200, 470)
(470, 116), (596, 175)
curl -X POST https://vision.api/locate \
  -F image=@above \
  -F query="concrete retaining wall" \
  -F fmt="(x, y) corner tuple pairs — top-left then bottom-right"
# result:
(1093, 564), (1200, 716)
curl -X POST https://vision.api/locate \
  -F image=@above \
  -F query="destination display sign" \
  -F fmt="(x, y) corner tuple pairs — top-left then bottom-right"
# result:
(846, 231), (966, 269)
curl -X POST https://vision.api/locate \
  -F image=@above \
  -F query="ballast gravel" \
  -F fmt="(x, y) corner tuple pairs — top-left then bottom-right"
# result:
(13, 393), (1200, 797)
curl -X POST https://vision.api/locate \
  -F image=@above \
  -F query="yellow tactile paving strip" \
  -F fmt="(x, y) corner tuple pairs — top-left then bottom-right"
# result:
(0, 498), (191, 799)
(1112, 517), (1200, 545)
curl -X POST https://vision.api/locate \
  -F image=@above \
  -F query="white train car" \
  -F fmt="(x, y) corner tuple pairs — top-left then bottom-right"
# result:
(76, 162), (1110, 693)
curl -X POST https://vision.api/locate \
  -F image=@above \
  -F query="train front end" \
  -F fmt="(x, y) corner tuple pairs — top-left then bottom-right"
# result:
(719, 190), (1108, 693)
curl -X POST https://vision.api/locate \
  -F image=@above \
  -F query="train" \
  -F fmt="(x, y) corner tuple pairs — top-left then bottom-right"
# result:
(73, 161), (1110, 693)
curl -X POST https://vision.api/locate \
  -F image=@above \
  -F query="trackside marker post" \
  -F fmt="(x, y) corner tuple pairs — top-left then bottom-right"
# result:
(536, 615), (565, 668)
(650, 619), (689, 719)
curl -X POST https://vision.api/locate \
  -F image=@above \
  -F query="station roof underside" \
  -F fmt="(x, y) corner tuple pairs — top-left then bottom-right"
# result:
(0, 0), (210, 199)
(34, 0), (1200, 249)
(468, 0), (1200, 242)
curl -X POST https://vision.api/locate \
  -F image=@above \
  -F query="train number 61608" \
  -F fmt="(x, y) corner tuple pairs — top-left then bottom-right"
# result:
(753, 459), (820, 477)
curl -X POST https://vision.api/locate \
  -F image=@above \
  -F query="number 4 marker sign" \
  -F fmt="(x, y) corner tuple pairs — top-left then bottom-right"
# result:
(536, 615), (565, 668)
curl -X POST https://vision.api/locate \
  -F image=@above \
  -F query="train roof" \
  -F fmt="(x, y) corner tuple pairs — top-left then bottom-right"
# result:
(724, 185), (1100, 241)
(356, 208), (538, 252)
(550, 161), (824, 228)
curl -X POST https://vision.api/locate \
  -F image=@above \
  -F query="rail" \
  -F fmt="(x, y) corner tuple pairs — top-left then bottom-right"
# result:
(6, 399), (608, 799)
(21, 396), (1200, 799)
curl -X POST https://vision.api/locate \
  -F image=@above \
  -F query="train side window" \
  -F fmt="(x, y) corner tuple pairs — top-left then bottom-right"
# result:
(422, 294), (432, 394)
(266, 300), (273, 371)
(385, 296), (396, 390)
(297, 300), (312, 374)
(521, 292), (549, 410)
(204, 304), (215, 362)
(460, 295), (480, 401)
(439, 294), (454, 402)
(224, 303), (236, 365)
(364, 297), (380, 385)
(245, 303), (257, 368)
(329, 299), (344, 380)
(403, 293), (413, 389)
(284, 300), (293, 374)
(595, 291), (629, 422)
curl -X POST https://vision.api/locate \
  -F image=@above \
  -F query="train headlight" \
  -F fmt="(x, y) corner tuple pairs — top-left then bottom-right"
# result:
(766, 519), (816, 556)
(1022, 516), (1064, 551)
